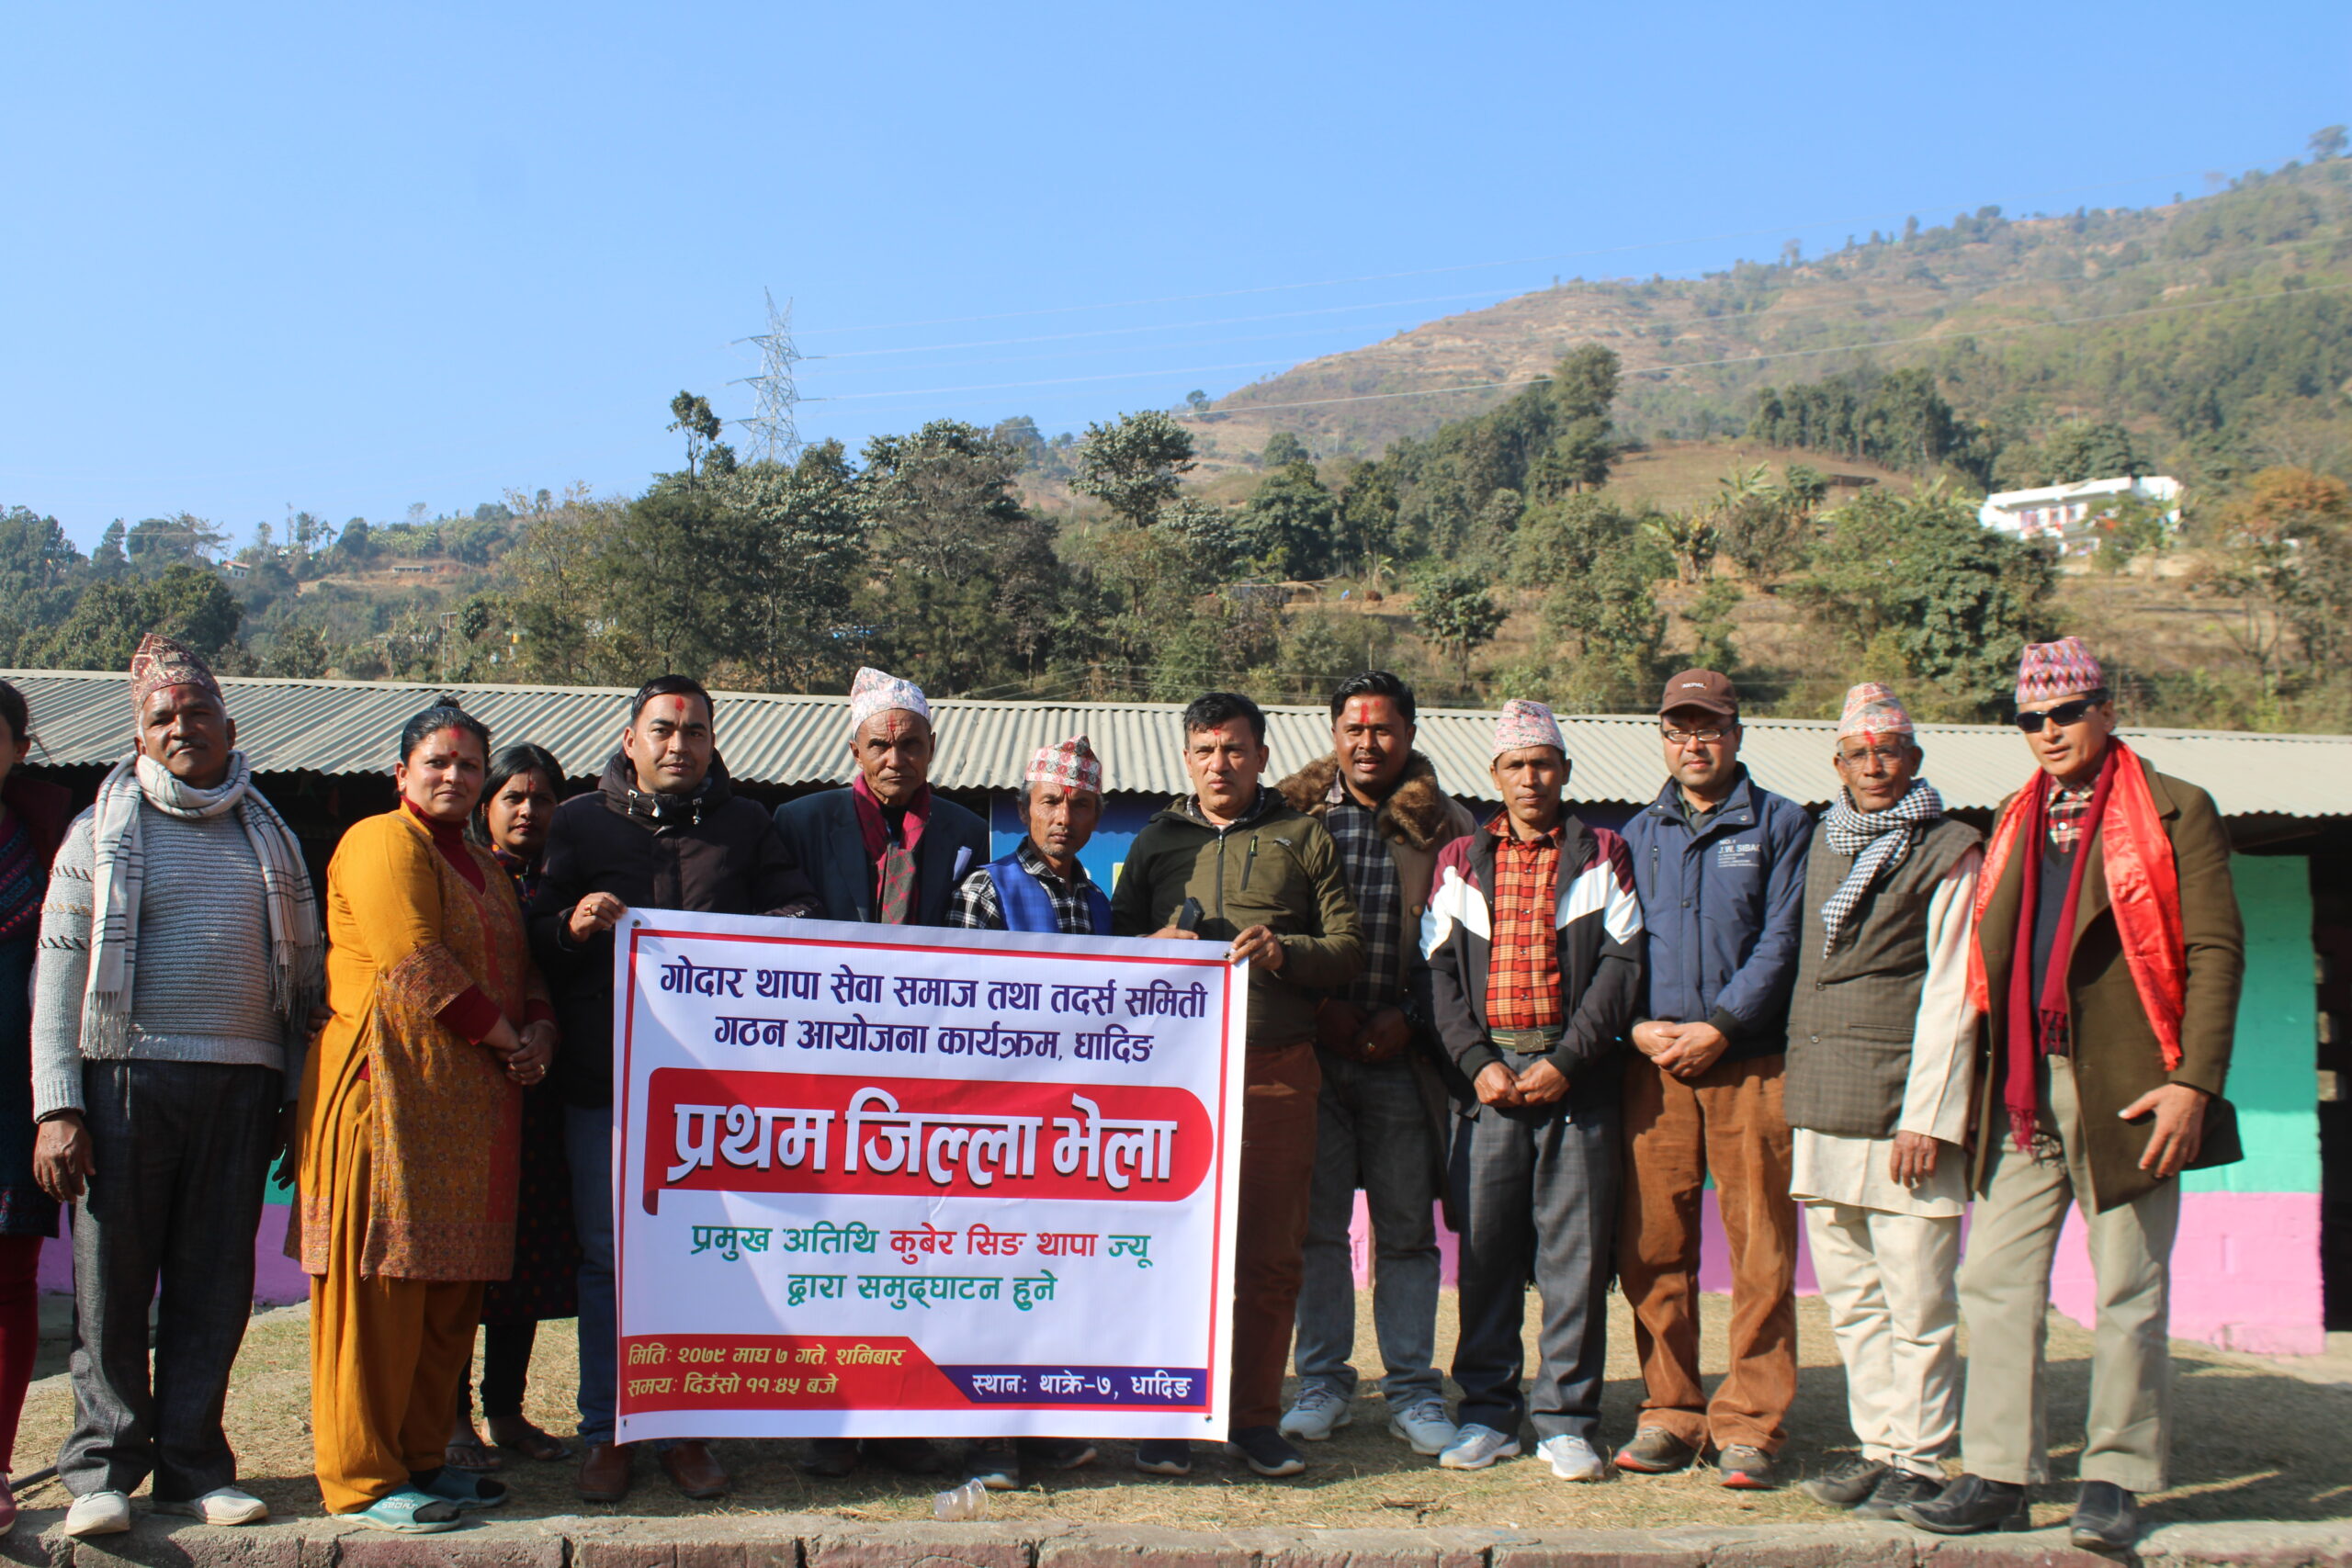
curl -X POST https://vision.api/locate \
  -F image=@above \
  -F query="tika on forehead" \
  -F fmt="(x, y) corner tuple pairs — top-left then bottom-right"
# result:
(848, 666), (929, 732)
(1837, 682), (1914, 740)
(1026, 734), (1101, 795)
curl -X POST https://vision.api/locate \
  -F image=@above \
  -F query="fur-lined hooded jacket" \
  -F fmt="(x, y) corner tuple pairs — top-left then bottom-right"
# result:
(1277, 751), (1478, 1001)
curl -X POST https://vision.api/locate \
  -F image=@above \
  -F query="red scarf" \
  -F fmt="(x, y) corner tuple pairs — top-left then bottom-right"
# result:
(1967, 739), (2187, 1153)
(850, 773), (930, 923)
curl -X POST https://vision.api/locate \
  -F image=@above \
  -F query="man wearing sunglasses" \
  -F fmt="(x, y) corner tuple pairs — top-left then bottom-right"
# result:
(1898, 638), (2243, 1554)
(1616, 671), (1812, 1490)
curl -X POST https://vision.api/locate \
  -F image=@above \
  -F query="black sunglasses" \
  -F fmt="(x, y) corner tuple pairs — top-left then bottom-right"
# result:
(2012, 691), (2109, 732)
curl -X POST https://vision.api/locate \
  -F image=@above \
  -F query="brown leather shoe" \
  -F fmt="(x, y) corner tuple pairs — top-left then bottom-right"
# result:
(577, 1440), (635, 1503)
(661, 1440), (731, 1500)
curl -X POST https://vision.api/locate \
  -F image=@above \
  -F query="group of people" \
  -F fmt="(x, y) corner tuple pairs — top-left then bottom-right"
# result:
(0, 628), (2237, 1556)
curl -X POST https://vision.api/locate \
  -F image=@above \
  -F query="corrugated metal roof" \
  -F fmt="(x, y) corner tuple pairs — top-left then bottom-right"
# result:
(6, 669), (2347, 818)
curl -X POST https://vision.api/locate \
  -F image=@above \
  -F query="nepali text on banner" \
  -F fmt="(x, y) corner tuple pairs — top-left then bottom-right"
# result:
(610, 911), (1247, 1441)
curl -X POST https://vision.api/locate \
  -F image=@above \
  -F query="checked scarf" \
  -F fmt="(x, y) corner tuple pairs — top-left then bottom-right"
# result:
(84, 750), (322, 1054)
(1817, 778), (1944, 955)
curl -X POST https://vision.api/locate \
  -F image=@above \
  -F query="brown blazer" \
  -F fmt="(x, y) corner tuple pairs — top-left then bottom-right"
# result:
(1969, 755), (2244, 1213)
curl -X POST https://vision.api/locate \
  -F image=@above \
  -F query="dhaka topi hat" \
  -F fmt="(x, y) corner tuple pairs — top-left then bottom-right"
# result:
(1492, 698), (1566, 758)
(1837, 682), (1915, 741)
(129, 633), (221, 712)
(2015, 637), (2105, 710)
(1025, 735), (1102, 795)
(849, 666), (930, 732)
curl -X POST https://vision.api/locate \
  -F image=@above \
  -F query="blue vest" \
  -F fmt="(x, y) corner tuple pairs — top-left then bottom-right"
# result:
(985, 852), (1110, 935)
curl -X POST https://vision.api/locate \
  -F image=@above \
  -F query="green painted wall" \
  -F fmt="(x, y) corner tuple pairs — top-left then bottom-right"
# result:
(2186, 854), (2318, 1195)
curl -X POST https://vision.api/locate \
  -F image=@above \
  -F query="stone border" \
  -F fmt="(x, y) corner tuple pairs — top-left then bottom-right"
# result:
(5, 1514), (2350, 1568)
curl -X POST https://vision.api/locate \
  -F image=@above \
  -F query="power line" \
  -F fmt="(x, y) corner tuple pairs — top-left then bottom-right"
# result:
(730, 290), (805, 464)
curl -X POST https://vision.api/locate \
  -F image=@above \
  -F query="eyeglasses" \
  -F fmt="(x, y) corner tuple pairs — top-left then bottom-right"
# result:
(1661, 725), (1730, 744)
(1838, 744), (1909, 766)
(2012, 694), (2109, 732)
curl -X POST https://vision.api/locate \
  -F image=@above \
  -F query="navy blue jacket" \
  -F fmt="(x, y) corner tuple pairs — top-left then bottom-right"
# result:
(1622, 766), (1813, 1062)
(773, 787), (989, 929)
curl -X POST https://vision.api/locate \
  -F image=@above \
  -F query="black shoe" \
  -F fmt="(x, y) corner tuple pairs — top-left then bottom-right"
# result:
(2070, 1481), (2142, 1553)
(870, 1437), (946, 1475)
(1895, 1473), (2030, 1535)
(1854, 1467), (1946, 1521)
(1021, 1437), (1097, 1472)
(1798, 1456), (1889, 1508)
(1612, 1426), (1702, 1473)
(1133, 1438), (1192, 1476)
(799, 1437), (860, 1478)
(1228, 1425), (1306, 1477)
(967, 1438), (1020, 1491)
(1717, 1444), (1777, 1490)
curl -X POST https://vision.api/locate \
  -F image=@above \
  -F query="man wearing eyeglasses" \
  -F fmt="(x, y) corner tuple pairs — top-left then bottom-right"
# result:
(1782, 685), (1981, 1524)
(1898, 638), (2243, 1554)
(1616, 671), (1812, 1490)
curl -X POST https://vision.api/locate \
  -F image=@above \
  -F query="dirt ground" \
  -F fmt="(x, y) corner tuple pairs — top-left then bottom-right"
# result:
(12, 1291), (2346, 1533)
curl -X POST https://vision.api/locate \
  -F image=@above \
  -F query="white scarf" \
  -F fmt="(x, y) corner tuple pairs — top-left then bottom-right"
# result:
(84, 750), (323, 1053)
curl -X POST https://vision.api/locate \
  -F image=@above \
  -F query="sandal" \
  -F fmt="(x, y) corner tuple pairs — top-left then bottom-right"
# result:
(416, 1467), (508, 1511)
(348, 1489), (464, 1533)
(445, 1432), (504, 1472)
(487, 1415), (575, 1461)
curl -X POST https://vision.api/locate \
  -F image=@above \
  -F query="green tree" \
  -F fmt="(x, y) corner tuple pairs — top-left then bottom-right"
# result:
(1544, 544), (1671, 707)
(91, 520), (128, 578)
(2311, 125), (2347, 161)
(1073, 410), (1195, 526)
(124, 513), (227, 569)
(1339, 463), (1401, 587)
(1261, 432), (1309, 468)
(1415, 570), (1505, 685)
(28, 564), (243, 671)
(1239, 462), (1339, 580)
(667, 391), (723, 491)
(2041, 421), (2146, 482)
(262, 624), (334, 678)
(707, 444), (868, 690)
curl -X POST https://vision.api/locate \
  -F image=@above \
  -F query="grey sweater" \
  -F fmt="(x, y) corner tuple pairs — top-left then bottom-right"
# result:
(31, 807), (305, 1119)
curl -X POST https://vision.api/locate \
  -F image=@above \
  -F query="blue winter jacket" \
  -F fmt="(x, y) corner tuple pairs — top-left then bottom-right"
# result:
(1622, 765), (1813, 1062)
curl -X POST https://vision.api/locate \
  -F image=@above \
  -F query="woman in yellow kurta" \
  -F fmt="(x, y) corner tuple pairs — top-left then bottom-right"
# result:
(295, 700), (556, 1531)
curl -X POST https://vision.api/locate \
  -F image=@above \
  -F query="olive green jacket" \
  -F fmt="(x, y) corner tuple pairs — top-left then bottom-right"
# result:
(1109, 789), (1365, 1050)
(1969, 758), (2244, 1213)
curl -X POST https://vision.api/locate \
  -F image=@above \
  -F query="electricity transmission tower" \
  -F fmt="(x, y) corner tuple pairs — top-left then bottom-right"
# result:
(732, 290), (806, 465)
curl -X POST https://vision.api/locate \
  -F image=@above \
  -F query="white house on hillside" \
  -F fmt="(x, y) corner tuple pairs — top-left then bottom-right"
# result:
(1979, 474), (2183, 543)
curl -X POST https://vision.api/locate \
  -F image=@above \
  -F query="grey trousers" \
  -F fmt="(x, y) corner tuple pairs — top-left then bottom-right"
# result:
(63, 1060), (277, 1500)
(1294, 1051), (1443, 1405)
(1449, 1089), (1619, 1442)
(1957, 1058), (2179, 1492)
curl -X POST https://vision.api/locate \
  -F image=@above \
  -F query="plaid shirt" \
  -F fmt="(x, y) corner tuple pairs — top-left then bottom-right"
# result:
(2046, 776), (2099, 854)
(946, 839), (1102, 935)
(1483, 811), (1566, 1029)
(1324, 780), (1402, 1009)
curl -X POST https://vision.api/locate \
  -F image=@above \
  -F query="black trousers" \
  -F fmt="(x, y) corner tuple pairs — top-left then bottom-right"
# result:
(63, 1060), (277, 1499)
(1448, 1090), (1620, 1443)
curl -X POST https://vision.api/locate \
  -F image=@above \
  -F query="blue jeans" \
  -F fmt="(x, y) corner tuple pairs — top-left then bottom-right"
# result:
(1291, 1051), (1442, 1406)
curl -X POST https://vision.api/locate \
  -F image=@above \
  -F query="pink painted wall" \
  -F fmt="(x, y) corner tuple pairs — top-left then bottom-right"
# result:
(1348, 1189), (2322, 1356)
(36, 1202), (311, 1307)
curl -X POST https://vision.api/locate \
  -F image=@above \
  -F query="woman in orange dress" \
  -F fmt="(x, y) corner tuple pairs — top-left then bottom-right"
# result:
(295, 699), (557, 1532)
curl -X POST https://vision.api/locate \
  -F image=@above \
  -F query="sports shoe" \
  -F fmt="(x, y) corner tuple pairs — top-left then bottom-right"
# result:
(1228, 1425), (1306, 1477)
(62, 1491), (132, 1537)
(1537, 1434), (1607, 1482)
(1386, 1398), (1459, 1457)
(1437, 1423), (1521, 1471)
(1278, 1385), (1351, 1441)
(153, 1486), (269, 1526)
(1853, 1467), (1944, 1521)
(1718, 1445), (1777, 1489)
(1133, 1438), (1192, 1476)
(1613, 1426), (1700, 1474)
(1798, 1455), (1889, 1508)
(1022, 1437), (1097, 1472)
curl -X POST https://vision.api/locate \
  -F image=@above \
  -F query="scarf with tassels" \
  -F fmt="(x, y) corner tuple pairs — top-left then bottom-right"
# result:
(1965, 739), (2187, 1156)
(83, 751), (323, 1053)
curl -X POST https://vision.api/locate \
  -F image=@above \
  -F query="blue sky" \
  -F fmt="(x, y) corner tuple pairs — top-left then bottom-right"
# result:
(3, 2), (2344, 548)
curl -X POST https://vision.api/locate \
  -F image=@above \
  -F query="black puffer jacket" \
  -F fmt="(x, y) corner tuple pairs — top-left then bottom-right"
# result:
(530, 751), (820, 1108)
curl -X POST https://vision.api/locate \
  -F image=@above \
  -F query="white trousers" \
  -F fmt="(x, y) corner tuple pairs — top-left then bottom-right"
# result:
(1803, 1200), (1962, 1475)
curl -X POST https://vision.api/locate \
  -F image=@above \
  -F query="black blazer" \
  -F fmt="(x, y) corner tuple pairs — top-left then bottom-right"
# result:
(772, 787), (989, 929)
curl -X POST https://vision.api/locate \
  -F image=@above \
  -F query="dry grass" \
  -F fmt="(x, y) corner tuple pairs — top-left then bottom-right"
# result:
(12, 1290), (2346, 1531)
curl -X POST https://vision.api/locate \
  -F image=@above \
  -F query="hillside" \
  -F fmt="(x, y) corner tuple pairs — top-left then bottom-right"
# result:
(1186, 158), (2352, 485)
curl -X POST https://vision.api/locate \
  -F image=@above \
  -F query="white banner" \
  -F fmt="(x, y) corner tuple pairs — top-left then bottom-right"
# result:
(609, 910), (1246, 1441)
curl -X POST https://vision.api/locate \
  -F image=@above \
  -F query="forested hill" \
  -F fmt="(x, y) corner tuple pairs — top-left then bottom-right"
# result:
(1192, 156), (2352, 490)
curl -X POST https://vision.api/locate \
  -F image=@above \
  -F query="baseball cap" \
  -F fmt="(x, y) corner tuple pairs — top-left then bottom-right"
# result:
(1657, 669), (1738, 719)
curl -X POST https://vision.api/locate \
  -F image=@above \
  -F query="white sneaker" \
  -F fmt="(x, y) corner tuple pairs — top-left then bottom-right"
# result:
(1437, 1423), (1521, 1471)
(1278, 1385), (1352, 1441)
(1386, 1397), (1460, 1456)
(1538, 1433), (1608, 1482)
(153, 1486), (269, 1526)
(62, 1491), (131, 1537)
